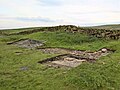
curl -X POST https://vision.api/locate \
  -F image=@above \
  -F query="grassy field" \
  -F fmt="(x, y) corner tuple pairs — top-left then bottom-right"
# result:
(0, 27), (120, 90)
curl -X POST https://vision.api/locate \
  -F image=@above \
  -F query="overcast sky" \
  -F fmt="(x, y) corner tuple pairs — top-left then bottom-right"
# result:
(0, 0), (120, 29)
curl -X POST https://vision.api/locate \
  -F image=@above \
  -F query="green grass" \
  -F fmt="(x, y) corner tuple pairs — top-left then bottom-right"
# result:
(23, 31), (108, 50)
(0, 30), (120, 90)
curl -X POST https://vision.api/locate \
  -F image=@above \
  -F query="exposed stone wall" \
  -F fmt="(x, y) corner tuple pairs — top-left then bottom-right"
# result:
(63, 26), (120, 40)
(9, 25), (120, 40)
(78, 28), (120, 40)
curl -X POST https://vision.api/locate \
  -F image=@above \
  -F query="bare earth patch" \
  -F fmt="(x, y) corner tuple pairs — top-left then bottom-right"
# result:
(7, 39), (44, 49)
(38, 48), (73, 54)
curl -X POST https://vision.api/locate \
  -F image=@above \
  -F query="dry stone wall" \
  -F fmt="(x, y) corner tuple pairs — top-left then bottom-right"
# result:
(8, 25), (120, 40)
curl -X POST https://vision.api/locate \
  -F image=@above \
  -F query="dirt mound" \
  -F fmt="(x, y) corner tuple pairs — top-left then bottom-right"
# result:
(7, 39), (44, 49)
(38, 48), (114, 68)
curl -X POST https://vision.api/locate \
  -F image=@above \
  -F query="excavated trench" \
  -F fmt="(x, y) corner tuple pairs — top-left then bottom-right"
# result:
(38, 54), (87, 68)
(7, 39), (115, 68)
(38, 48), (115, 68)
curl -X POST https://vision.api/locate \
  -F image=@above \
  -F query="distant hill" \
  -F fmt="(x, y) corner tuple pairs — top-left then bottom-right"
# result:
(89, 24), (120, 30)
(1, 24), (120, 31)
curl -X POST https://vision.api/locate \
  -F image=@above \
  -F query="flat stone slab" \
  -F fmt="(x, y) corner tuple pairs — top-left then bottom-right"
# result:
(51, 57), (86, 67)
(39, 54), (87, 68)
